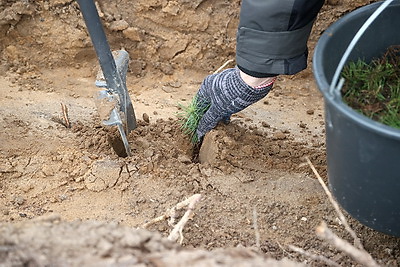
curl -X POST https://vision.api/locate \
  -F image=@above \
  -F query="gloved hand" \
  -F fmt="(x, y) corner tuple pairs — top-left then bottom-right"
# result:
(195, 67), (274, 141)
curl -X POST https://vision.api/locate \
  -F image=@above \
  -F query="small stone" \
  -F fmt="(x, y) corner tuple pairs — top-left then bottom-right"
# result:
(163, 126), (172, 133)
(159, 63), (174, 75)
(161, 86), (176, 93)
(129, 60), (146, 76)
(20, 184), (33, 193)
(299, 122), (307, 128)
(178, 155), (191, 164)
(59, 194), (68, 201)
(272, 132), (286, 140)
(14, 196), (25, 206)
(123, 27), (142, 41)
(168, 81), (182, 88)
(109, 20), (129, 31)
(162, 1), (180, 15)
(306, 109), (315, 115)
(261, 121), (270, 128)
(142, 113), (150, 123)
(5, 45), (19, 60)
(200, 167), (213, 177)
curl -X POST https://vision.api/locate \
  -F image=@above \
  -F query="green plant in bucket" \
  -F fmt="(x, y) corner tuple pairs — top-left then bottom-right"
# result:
(177, 95), (210, 143)
(341, 45), (400, 129)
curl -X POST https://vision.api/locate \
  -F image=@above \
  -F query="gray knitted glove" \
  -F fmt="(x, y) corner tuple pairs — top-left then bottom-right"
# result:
(196, 67), (273, 140)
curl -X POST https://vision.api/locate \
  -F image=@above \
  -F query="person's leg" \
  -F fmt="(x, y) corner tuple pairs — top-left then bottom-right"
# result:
(236, 0), (325, 77)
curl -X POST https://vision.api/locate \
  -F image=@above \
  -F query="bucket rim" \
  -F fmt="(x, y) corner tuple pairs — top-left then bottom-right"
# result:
(324, 95), (400, 139)
(313, 0), (400, 140)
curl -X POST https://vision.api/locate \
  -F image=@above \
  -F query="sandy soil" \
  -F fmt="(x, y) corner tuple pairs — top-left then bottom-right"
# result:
(0, 0), (399, 266)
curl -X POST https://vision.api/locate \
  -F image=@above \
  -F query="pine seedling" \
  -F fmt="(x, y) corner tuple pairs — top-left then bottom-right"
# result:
(177, 95), (210, 143)
(341, 48), (400, 129)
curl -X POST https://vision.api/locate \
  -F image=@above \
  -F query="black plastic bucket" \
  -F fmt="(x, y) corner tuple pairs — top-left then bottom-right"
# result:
(313, 0), (400, 236)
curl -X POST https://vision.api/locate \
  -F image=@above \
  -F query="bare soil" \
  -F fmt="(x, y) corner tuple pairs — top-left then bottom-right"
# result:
(0, 0), (399, 266)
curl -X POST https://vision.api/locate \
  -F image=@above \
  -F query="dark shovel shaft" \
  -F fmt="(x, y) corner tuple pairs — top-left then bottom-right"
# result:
(77, 0), (137, 133)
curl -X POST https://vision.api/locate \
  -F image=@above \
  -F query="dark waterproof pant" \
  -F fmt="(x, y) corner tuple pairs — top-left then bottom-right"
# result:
(236, 0), (325, 77)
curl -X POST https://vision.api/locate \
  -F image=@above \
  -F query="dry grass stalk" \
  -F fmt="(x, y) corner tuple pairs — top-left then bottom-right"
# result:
(288, 245), (341, 267)
(317, 222), (380, 267)
(306, 157), (380, 267)
(61, 103), (71, 128)
(305, 157), (363, 249)
(213, 59), (234, 74)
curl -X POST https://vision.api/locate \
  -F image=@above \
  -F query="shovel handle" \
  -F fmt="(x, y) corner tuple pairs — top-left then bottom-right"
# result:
(77, 0), (122, 95)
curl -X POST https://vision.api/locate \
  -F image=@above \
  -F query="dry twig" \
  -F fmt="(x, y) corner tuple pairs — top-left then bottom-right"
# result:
(213, 59), (234, 74)
(306, 157), (380, 267)
(317, 222), (380, 267)
(305, 157), (363, 250)
(288, 245), (341, 267)
(60, 103), (71, 128)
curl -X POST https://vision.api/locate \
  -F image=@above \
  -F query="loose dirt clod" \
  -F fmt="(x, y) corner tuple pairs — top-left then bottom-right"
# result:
(198, 130), (219, 164)
(142, 112), (150, 123)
